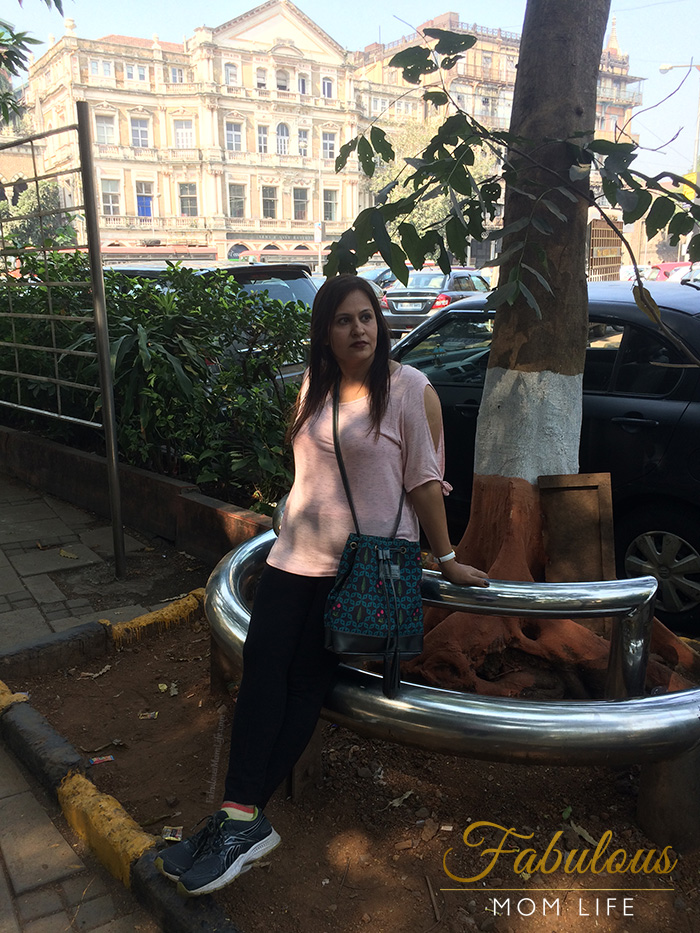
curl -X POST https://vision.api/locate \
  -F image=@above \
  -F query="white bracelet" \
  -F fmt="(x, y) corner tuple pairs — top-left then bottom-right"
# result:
(436, 550), (456, 564)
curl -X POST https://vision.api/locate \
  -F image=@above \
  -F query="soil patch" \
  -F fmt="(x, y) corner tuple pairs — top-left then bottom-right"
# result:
(7, 621), (699, 933)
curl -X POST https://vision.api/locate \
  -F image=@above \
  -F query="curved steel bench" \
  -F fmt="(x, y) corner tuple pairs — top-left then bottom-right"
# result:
(205, 530), (700, 851)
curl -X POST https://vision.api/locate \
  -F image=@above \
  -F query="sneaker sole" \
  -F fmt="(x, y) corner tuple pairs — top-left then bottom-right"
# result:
(154, 856), (180, 883)
(177, 830), (281, 897)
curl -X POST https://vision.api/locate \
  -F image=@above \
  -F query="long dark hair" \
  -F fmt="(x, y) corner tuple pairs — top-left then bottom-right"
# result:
(289, 274), (392, 441)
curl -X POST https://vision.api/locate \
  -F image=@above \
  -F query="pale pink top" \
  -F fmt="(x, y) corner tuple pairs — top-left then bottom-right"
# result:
(267, 364), (450, 577)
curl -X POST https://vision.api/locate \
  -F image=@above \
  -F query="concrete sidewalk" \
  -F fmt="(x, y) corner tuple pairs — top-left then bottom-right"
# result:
(0, 472), (188, 932)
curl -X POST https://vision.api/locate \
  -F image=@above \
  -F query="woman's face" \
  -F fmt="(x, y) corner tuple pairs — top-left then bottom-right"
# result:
(327, 289), (378, 371)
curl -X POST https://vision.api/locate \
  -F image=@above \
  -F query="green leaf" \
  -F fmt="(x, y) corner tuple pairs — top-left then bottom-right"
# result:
(371, 209), (393, 266)
(522, 263), (554, 295)
(556, 186), (579, 203)
(440, 54), (463, 71)
(398, 222), (425, 271)
(388, 46), (438, 84)
(519, 282), (542, 319)
(484, 280), (519, 310)
(335, 137), (358, 173)
(357, 136), (375, 177)
(488, 241), (526, 268)
(423, 90), (449, 107)
(633, 285), (661, 325)
(587, 139), (636, 156)
(487, 217), (529, 241)
(562, 805), (573, 821)
(423, 28), (477, 54)
(668, 211), (696, 238)
(620, 188), (652, 224)
(645, 195), (676, 239)
(370, 125), (395, 162)
(569, 164), (590, 182)
(445, 214), (468, 265)
(541, 199), (567, 223)
(687, 234), (700, 262)
(531, 216), (554, 236)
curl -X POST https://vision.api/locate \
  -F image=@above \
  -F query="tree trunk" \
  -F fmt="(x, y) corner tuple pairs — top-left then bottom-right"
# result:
(406, 0), (695, 696)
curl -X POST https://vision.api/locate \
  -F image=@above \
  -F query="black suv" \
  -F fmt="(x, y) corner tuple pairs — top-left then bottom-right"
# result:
(393, 280), (700, 633)
(103, 261), (318, 307)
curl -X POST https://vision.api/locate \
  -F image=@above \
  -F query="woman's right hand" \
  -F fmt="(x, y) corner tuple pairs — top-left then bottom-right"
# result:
(439, 560), (490, 588)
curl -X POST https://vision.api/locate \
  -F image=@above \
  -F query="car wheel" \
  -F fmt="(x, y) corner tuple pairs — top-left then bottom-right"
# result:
(616, 506), (700, 632)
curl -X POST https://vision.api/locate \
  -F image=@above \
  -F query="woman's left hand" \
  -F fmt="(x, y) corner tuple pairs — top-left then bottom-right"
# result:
(439, 559), (489, 587)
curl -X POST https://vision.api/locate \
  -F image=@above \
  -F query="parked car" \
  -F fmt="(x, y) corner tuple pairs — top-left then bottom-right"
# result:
(311, 274), (383, 300)
(392, 281), (700, 633)
(380, 268), (490, 334)
(104, 261), (318, 307)
(645, 262), (691, 282)
(358, 265), (398, 292)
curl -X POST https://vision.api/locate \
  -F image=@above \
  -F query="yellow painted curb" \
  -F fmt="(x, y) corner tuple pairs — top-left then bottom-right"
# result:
(0, 679), (29, 713)
(58, 771), (156, 886)
(110, 588), (206, 649)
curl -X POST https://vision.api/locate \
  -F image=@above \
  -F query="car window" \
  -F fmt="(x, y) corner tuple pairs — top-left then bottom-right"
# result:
(239, 276), (317, 305)
(452, 275), (476, 292)
(614, 325), (685, 396)
(406, 272), (447, 289)
(398, 316), (494, 387)
(584, 320), (685, 396)
(583, 323), (624, 392)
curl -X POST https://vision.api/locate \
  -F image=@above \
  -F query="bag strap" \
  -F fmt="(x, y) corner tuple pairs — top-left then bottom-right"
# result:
(332, 381), (405, 538)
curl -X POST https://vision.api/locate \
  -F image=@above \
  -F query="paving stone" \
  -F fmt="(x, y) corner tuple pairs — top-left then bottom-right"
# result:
(25, 912), (74, 933)
(66, 598), (91, 609)
(43, 496), (96, 527)
(0, 502), (57, 527)
(8, 598), (36, 610)
(79, 527), (144, 557)
(61, 872), (108, 907)
(0, 477), (41, 504)
(0, 791), (85, 894)
(0, 745), (30, 799)
(8, 543), (104, 577)
(0, 862), (21, 933)
(16, 887), (63, 922)
(0, 566), (23, 596)
(0, 518), (74, 547)
(92, 916), (147, 933)
(72, 893), (118, 930)
(45, 608), (73, 622)
(0, 607), (53, 652)
(66, 605), (148, 628)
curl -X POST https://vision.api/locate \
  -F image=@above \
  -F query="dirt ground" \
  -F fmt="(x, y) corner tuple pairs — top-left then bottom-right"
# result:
(7, 618), (700, 933)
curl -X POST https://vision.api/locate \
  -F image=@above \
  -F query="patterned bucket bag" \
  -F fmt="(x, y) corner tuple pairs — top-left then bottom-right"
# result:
(323, 383), (424, 698)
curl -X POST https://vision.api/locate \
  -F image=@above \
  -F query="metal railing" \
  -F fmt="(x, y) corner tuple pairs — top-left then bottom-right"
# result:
(0, 103), (125, 575)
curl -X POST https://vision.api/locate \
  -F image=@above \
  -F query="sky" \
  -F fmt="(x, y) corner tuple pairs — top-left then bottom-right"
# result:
(6, 0), (700, 178)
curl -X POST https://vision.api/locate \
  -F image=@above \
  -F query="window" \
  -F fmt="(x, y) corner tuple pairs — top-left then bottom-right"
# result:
(173, 119), (194, 148)
(224, 63), (238, 85)
(95, 114), (115, 145)
(400, 316), (494, 389)
(262, 186), (277, 219)
(322, 77), (333, 98)
(179, 182), (197, 216)
(323, 189), (338, 222)
(293, 188), (308, 221)
(101, 179), (120, 215)
(583, 322), (685, 396)
(225, 121), (242, 151)
(229, 184), (245, 218)
(297, 129), (309, 156)
(371, 97), (387, 114)
(276, 123), (289, 155)
(322, 131), (336, 160)
(276, 70), (289, 91)
(130, 118), (149, 148)
(257, 125), (268, 153)
(136, 181), (153, 217)
(90, 59), (113, 78)
(171, 67), (184, 84)
(298, 74), (308, 95)
(256, 68), (267, 89)
(126, 63), (147, 82)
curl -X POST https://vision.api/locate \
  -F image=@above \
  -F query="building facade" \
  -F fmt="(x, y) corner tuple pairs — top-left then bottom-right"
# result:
(17, 2), (641, 267)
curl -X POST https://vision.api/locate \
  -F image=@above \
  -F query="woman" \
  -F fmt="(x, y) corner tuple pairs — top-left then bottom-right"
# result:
(156, 274), (488, 896)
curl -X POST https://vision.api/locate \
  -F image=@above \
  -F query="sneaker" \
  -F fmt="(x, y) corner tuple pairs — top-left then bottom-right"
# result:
(176, 809), (281, 896)
(154, 811), (225, 881)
